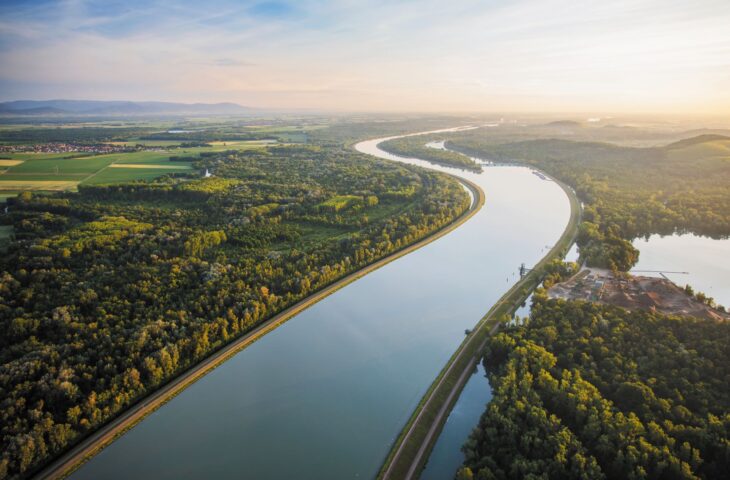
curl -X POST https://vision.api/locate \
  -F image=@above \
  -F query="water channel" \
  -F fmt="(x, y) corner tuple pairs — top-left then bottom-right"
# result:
(70, 129), (571, 479)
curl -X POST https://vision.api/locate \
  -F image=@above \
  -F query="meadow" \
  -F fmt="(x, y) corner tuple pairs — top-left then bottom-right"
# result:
(0, 150), (195, 196)
(0, 139), (279, 198)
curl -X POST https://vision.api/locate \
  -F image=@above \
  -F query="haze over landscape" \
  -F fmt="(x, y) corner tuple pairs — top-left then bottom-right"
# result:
(2, 0), (730, 113)
(2, 2), (730, 480)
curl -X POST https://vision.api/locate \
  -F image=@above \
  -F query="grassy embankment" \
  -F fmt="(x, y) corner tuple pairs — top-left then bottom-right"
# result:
(378, 175), (581, 480)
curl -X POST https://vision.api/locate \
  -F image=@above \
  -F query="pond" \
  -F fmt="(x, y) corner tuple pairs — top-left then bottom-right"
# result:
(632, 233), (730, 309)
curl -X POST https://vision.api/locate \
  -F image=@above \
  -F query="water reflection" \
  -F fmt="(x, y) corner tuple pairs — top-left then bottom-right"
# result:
(632, 233), (730, 308)
(71, 130), (570, 480)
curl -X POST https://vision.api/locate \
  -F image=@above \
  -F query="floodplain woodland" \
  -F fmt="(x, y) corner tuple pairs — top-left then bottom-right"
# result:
(1, 114), (730, 480)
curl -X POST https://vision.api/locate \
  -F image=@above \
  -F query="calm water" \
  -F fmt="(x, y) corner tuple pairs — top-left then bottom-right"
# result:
(421, 240), (577, 479)
(422, 232), (730, 480)
(632, 233), (730, 309)
(420, 364), (491, 480)
(70, 129), (571, 480)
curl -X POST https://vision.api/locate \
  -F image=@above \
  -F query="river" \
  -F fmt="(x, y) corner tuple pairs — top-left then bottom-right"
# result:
(69, 128), (571, 480)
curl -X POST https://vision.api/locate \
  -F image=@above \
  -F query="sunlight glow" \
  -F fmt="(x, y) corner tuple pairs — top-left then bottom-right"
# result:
(1, 0), (729, 113)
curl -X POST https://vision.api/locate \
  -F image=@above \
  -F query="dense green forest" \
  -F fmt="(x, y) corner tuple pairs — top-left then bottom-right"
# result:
(446, 133), (730, 270)
(458, 294), (730, 480)
(308, 117), (469, 145)
(138, 131), (274, 142)
(0, 127), (149, 144)
(0, 144), (469, 478)
(379, 136), (480, 171)
(0, 120), (316, 145)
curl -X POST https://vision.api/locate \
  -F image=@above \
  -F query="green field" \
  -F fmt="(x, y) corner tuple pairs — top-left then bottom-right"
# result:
(107, 139), (279, 149)
(2, 152), (93, 161)
(107, 140), (187, 147)
(0, 150), (193, 195)
(318, 195), (362, 211)
(7, 155), (118, 174)
(0, 192), (21, 201)
(0, 122), (310, 200)
(0, 148), (215, 197)
(84, 167), (195, 185)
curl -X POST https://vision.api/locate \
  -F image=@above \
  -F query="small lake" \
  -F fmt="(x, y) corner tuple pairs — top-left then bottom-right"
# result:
(632, 233), (730, 309)
(422, 232), (730, 479)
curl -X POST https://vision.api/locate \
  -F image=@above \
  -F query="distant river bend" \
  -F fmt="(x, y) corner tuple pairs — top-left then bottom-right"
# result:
(69, 128), (571, 480)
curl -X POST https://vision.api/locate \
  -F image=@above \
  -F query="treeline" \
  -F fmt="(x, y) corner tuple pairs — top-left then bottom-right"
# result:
(447, 135), (730, 270)
(308, 117), (469, 145)
(379, 136), (481, 171)
(458, 295), (730, 480)
(0, 145), (469, 478)
(0, 127), (148, 144)
(140, 131), (275, 142)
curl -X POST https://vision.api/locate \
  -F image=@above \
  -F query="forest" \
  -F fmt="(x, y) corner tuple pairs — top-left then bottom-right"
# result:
(0, 143), (469, 478)
(446, 133), (730, 270)
(379, 136), (480, 171)
(458, 294), (730, 480)
(0, 127), (149, 144)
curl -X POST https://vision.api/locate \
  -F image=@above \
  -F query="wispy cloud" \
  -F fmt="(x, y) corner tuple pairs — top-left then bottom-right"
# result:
(1, 0), (729, 113)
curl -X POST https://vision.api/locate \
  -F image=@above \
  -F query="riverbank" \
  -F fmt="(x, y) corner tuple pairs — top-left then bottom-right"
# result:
(378, 139), (481, 172)
(32, 174), (485, 480)
(378, 173), (581, 480)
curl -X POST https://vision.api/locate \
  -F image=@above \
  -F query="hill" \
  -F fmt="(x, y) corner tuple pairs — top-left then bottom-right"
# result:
(446, 134), (730, 270)
(0, 100), (253, 116)
(664, 134), (730, 150)
(541, 120), (583, 128)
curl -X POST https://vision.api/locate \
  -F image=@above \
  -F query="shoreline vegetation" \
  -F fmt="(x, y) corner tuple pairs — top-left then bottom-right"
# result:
(445, 132), (730, 272)
(34, 179), (483, 480)
(379, 136), (481, 172)
(9, 143), (484, 480)
(460, 295), (730, 479)
(404, 127), (730, 480)
(376, 168), (582, 479)
(7, 120), (726, 480)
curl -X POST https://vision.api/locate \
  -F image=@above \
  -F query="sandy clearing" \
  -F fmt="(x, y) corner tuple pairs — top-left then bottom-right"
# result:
(0, 160), (24, 166)
(0, 180), (78, 190)
(108, 164), (193, 169)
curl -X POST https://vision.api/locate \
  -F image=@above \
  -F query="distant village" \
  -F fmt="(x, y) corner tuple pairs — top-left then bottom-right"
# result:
(0, 142), (168, 154)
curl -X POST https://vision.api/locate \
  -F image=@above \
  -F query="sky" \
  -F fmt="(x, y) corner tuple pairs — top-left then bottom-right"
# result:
(1, 0), (730, 113)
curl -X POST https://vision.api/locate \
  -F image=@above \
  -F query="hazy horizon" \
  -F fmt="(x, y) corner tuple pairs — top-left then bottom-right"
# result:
(2, 0), (730, 115)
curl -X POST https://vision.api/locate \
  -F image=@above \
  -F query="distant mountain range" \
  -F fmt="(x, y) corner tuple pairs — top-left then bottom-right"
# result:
(0, 100), (254, 116)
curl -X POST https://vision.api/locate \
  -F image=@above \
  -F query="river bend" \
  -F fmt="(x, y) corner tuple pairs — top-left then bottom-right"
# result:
(69, 128), (571, 479)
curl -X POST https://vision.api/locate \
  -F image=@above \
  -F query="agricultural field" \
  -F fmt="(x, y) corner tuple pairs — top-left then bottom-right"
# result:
(0, 180), (80, 191)
(0, 119), (341, 200)
(0, 159), (23, 166)
(0, 150), (195, 197)
(0, 117), (342, 200)
(0, 142), (264, 199)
